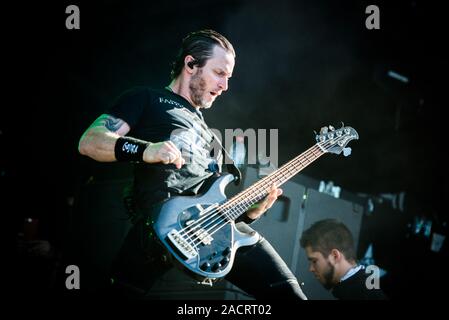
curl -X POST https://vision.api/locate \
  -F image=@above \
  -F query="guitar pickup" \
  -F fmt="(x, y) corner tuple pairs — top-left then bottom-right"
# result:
(193, 229), (213, 245)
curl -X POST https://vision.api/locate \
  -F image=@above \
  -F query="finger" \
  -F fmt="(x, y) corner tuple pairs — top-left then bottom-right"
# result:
(166, 141), (183, 157)
(160, 151), (176, 164)
(265, 187), (282, 209)
(258, 195), (273, 211)
(163, 142), (179, 156)
(166, 140), (178, 150)
(160, 153), (171, 164)
(161, 149), (184, 168)
(173, 155), (185, 169)
(267, 187), (279, 200)
(168, 152), (181, 165)
(270, 184), (279, 194)
(164, 141), (183, 168)
(164, 143), (183, 162)
(277, 188), (283, 196)
(265, 196), (277, 210)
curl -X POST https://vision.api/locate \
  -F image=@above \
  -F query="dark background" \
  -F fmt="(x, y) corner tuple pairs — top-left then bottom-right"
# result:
(4, 0), (448, 300)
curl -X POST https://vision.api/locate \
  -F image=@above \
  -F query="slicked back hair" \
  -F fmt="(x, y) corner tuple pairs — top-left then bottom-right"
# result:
(170, 29), (235, 80)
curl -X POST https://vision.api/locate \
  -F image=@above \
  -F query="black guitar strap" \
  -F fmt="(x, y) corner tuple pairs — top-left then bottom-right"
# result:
(209, 129), (242, 186)
(223, 145), (242, 186)
(175, 96), (242, 186)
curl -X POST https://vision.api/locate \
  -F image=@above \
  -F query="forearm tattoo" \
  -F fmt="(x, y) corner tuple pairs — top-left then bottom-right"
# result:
(104, 116), (124, 132)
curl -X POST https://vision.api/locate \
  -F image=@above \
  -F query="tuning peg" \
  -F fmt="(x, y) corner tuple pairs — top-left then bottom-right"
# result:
(329, 125), (335, 131)
(343, 147), (352, 157)
(320, 127), (328, 134)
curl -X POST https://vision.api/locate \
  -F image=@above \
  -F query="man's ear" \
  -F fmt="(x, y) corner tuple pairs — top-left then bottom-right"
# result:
(184, 55), (196, 73)
(329, 249), (342, 263)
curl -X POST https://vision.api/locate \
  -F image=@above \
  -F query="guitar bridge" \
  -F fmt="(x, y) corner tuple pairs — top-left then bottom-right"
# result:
(166, 229), (198, 260)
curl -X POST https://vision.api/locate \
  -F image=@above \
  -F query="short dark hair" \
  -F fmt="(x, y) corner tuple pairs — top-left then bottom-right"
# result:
(170, 29), (235, 80)
(300, 219), (356, 261)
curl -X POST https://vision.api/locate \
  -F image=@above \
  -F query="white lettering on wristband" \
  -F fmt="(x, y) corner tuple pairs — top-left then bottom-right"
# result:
(122, 142), (139, 154)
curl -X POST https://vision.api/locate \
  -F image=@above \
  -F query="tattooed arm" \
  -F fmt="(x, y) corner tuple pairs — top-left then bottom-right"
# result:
(78, 114), (185, 167)
(78, 114), (131, 162)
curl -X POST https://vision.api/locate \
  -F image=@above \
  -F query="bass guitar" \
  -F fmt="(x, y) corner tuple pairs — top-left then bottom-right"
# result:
(153, 124), (358, 282)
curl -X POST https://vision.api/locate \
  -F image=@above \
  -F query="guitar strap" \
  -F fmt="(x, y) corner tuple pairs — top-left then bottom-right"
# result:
(209, 128), (242, 186)
(164, 85), (242, 185)
(188, 104), (242, 186)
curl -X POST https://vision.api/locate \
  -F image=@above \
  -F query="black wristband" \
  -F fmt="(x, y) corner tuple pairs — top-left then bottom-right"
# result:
(114, 136), (149, 162)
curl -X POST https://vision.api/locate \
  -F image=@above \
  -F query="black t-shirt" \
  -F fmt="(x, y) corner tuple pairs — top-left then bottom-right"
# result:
(107, 86), (223, 210)
(331, 268), (388, 300)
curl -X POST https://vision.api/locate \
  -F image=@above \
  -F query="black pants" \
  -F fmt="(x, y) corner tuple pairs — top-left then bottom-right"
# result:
(110, 220), (307, 300)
